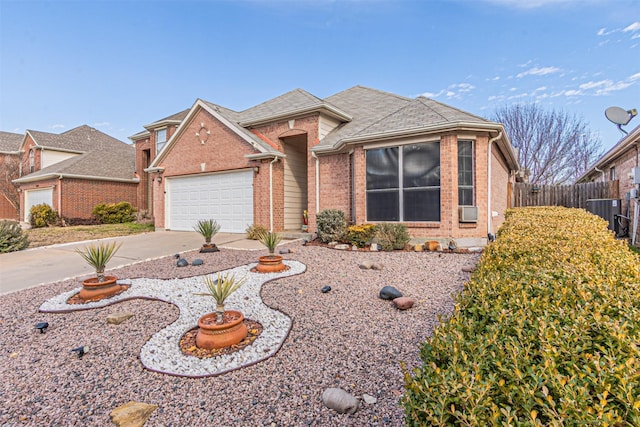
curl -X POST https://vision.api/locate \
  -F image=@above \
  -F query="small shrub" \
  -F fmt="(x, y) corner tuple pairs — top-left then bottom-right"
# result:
(347, 224), (377, 248)
(246, 224), (268, 240)
(375, 223), (410, 251)
(29, 204), (58, 228)
(316, 209), (347, 243)
(92, 202), (136, 224)
(0, 221), (29, 253)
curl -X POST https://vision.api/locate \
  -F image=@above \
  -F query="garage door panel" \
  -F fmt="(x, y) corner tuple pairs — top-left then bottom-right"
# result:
(166, 171), (253, 233)
(24, 188), (53, 222)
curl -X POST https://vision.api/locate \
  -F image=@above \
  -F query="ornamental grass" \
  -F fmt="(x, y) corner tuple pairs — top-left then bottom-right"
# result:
(403, 206), (640, 426)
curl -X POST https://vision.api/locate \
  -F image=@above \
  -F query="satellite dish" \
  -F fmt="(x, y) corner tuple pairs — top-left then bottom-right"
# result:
(605, 106), (633, 125)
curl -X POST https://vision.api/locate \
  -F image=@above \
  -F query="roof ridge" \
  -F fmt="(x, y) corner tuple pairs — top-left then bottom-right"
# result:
(416, 96), (492, 123)
(328, 85), (413, 102)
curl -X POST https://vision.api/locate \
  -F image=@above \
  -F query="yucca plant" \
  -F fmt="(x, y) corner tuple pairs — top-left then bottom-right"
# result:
(0, 221), (29, 253)
(195, 272), (247, 324)
(193, 219), (220, 244)
(75, 241), (122, 282)
(257, 230), (282, 255)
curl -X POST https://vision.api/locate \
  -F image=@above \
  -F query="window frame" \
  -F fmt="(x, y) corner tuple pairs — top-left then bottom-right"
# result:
(365, 140), (441, 222)
(29, 149), (34, 173)
(156, 128), (167, 153)
(458, 139), (475, 206)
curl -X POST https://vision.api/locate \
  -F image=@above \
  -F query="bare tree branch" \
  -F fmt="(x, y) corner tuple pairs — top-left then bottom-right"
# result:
(494, 103), (602, 185)
(0, 155), (21, 216)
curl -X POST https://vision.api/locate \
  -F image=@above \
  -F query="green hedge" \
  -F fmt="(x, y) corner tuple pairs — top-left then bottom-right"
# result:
(29, 203), (58, 228)
(92, 202), (136, 224)
(403, 207), (640, 426)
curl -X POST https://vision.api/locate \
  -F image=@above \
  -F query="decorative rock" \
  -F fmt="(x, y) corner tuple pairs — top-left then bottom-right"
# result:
(279, 249), (291, 254)
(334, 244), (350, 250)
(362, 394), (378, 404)
(321, 286), (332, 293)
(191, 259), (204, 266)
(379, 286), (402, 300)
(462, 265), (476, 273)
(322, 388), (359, 414)
(176, 258), (188, 267)
(371, 263), (383, 271)
(393, 297), (415, 310)
(328, 241), (338, 247)
(110, 401), (158, 427)
(106, 312), (134, 325)
(448, 240), (457, 251)
(352, 245), (358, 251)
(414, 244), (424, 252)
(370, 243), (379, 251)
(427, 241), (440, 251)
(359, 260), (373, 270)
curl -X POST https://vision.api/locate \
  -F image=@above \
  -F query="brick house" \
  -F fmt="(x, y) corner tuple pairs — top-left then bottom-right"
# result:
(12, 125), (139, 223)
(576, 124), (640, 244)
(0, 131), (23, 220)
(133, 86), (519, 246)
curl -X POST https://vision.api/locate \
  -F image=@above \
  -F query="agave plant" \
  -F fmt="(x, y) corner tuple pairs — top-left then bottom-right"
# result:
(257, 230), (282, 255)
(195, 272), (247, 324)
(193, 219), (220, 244)
(75, 241), (122, 282)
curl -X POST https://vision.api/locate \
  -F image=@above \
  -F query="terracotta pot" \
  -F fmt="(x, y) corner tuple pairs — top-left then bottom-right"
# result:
(196, 310), (248, 350)
(199, 243), (219, 253)
(256, 255), (286, 273)
(78, 275), (122, 301)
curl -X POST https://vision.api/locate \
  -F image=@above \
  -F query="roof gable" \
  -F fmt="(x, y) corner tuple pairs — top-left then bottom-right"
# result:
(14, 126), (136, 183)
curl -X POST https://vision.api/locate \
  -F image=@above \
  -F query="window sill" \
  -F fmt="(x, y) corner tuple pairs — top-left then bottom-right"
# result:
(458, 222), (478, 228)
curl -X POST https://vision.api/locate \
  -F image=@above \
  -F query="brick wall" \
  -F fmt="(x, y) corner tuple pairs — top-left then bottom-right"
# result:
(59, 178), (138, 220)
(318, 132), (507, 241)
(490, 143), (511, 234)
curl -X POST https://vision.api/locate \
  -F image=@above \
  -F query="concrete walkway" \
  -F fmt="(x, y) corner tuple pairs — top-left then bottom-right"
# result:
(0, 231), (264, 295)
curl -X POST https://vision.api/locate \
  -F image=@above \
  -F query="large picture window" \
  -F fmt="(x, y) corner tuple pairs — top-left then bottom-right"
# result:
(458, 140), (474, 205)
(366, 142), (440, 222)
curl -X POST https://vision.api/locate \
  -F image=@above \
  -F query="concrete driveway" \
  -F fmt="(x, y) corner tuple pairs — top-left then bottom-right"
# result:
(0, 231), (263, 295)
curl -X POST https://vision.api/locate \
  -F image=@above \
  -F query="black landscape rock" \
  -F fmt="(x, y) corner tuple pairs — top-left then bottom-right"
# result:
(379, 286), (402, 300)
(176, 259), (189, 267)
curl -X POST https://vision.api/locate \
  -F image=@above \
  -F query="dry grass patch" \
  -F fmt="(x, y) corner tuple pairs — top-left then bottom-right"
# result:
(26, 223), (154, 248)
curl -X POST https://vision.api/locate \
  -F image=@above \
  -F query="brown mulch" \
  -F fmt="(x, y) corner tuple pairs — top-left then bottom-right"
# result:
(179, 319), (263, 359)
(303, 238), (472, 253)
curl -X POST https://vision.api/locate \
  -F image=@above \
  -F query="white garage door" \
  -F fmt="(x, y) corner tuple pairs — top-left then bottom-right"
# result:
(24, 188), (53, 222)
(166, 170), (253, 233)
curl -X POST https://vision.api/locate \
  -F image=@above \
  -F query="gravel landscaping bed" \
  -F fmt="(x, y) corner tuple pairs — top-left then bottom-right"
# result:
(0, 241), (479, 426)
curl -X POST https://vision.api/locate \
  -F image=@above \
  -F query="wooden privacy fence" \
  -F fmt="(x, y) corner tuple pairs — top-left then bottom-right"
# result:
(512, 180), (619, 209)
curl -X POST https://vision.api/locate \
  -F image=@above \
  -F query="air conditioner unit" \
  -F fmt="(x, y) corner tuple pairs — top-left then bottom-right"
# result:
(459, 206), (478, 223)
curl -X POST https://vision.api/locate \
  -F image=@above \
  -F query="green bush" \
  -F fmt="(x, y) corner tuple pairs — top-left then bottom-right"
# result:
(246, 224), (268, 240)
(0, 221), (29, 253)
(92, 202), (136, 224)
(29, 203), (58, 228)
(375, 223), (410, 251)
(346, 223), (378, 248)
(402, 207), (640, 426)
(316, 209), (347, 243)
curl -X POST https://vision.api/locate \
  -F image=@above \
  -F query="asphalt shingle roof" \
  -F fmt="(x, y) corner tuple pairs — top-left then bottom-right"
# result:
(239, 89), (326, 124)
(142, 85), (504, 156)
(16, 125), (135, 182)
(0, 131), (23, 152)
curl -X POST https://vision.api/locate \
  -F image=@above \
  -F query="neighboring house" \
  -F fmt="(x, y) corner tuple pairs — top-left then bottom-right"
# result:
(12, 125), (139, 223)
(576, 124), (640, 243)
(132, 86), (519, 246)
(0, 131), (23, 220)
